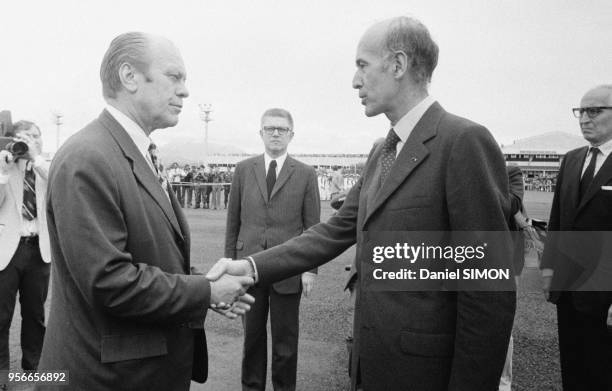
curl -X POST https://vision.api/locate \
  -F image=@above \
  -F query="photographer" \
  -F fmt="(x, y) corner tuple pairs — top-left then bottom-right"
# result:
(0, 121), (51, 374)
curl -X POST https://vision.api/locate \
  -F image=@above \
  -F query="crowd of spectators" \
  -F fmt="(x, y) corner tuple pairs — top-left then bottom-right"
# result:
(161, 163), (233, 209)
(159, 162), (367, 207)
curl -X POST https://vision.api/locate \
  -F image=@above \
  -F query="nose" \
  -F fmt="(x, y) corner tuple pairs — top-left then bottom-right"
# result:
(352, 70), (362, 90)
(177, 80), (189, 98)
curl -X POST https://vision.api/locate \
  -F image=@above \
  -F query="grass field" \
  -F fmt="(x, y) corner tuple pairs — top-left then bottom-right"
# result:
(7, 192), (560, 390)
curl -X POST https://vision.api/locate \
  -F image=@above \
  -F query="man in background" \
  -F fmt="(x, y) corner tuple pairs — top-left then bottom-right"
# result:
(225, 108), (320, 391)
(541, 84), (612, 390)
(0, 121), (51, 377)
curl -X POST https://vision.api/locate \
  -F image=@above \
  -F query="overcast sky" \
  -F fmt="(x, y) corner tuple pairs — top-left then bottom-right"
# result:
(1, 0), (610, 154)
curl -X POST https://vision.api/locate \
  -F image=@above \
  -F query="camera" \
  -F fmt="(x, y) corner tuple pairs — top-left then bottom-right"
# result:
(0, 137), (29, 157)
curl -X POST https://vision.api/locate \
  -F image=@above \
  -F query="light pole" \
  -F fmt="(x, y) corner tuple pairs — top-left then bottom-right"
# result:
(199, 104), (213, 162)
(52, 111), (63, 152)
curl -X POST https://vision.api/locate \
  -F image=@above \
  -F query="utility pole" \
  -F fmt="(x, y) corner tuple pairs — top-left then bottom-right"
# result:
(52, 111), (63, 152)
(198, 104), (213, 163)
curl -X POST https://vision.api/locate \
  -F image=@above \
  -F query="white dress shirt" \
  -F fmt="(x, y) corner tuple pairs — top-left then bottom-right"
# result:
(582, 138), (612, 178)
(392, 95), (436, 157)
(264, 152), (288, 176)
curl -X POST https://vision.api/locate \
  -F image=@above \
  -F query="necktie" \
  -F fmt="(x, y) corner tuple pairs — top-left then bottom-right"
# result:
(22, 162), (37, 220)
(149, 145), (169, 193)
(379, 128), (401, 185)
(579, 147), (600, 200)
(266, 160), (277, 201)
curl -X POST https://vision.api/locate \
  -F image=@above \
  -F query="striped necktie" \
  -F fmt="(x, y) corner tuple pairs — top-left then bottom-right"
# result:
(22, 162), (37, 220)
(148, 145), (169, 197)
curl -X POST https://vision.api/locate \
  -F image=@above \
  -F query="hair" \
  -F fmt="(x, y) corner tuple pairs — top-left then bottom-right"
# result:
(382, 16), (439, 84)
(100, 32), (151, 99)
(6, 120), (40, 137)
(261, 108), (294, 130)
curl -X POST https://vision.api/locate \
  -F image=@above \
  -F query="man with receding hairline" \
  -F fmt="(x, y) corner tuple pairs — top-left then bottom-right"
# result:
(36, 32), (254, 391)
(541, 84), (612, 391)
(208, 16), (515, 391)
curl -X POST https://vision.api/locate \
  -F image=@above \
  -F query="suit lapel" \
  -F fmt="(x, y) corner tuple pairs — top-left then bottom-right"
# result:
(363, 103), (442, 226)
(8, 162), (23, 214)
(270, 156), (296, 200)
(98, 110), (183, 240)
(565, 147), (587, 211)
(168, 184), (190, 271)
(578, 150), (612, 212)
(252, 155), (268, 202)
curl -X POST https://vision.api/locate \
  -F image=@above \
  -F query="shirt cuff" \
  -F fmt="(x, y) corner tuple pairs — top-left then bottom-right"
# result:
(245, 256), (259, 283)
(303, 272), (317, 277)
(541, 268), (554, 278)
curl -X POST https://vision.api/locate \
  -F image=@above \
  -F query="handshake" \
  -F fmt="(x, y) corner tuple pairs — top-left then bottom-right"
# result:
(205, 258), (257, 319)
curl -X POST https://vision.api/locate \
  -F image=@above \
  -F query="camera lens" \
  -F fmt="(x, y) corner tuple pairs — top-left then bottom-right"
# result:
(8, 141), (29, 156)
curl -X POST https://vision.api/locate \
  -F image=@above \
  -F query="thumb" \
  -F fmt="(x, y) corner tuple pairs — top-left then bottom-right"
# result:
(206, 260), (228, 281)
(236, 276), (255, 287)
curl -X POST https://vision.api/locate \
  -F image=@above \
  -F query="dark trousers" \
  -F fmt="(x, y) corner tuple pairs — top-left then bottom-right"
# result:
(0, 238), (50, 370)
(224, 185), (230, 208)
(172, 184), (183, 207)
(242, 285), (301, 391)
(557, 293), (612, 391)
(184, 186), (193, 207)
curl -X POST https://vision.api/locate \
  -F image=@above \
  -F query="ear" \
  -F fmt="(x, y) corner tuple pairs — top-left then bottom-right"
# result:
(391, 50), (409, 79)
(118, 62), (139, 93)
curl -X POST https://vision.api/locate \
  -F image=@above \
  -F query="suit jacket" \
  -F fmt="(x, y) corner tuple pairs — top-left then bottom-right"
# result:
(0, 158), (51, 269)
(507, 165), (526, 275)
(37, 110), (211, 391)
(224, 154), (320, 293)
(541, 146), (612, 313)
(251, 103), (516, 391)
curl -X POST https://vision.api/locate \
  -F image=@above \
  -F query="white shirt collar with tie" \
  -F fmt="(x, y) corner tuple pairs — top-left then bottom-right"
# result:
(105, 105), (169, 199)
(264, 152), (288, 176)
(391, 95), (436, 157)
(582, 137), (612, 177)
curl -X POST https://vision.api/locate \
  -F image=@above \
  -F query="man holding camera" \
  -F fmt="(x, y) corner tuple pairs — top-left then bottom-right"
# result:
(0, 121), (51, 375)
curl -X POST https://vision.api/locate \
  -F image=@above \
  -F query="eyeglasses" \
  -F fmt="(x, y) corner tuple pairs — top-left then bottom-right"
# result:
(262, 126), (292, 135)
(572, 106), (612, 119)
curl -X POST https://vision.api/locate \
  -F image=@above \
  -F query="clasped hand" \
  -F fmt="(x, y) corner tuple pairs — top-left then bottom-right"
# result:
(207, 258), (255, 319)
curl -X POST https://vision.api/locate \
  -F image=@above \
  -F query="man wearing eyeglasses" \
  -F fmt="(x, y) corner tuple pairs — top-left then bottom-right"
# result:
(224, 108), (320, 391)
(541, 84), (612, 390)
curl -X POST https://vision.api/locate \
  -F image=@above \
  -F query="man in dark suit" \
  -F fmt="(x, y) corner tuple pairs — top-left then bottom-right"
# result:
(37, 32), (253, 391)
(209, 16), (516, 391)
(541, 85), (612, 390)
(225, 108), (320, 391)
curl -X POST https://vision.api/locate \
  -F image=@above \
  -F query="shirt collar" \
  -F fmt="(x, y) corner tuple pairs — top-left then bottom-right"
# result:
(264, 152), (288, 173)
(591, 137), (612, 159)
(392, 95), (436, 144)
(106, 104), (152, 161)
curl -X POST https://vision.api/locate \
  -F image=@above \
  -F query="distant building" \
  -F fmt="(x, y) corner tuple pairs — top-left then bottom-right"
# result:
(502, 131), (586, 191)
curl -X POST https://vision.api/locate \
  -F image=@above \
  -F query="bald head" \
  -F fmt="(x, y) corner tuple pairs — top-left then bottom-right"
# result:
(579, 85), (612, 146)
